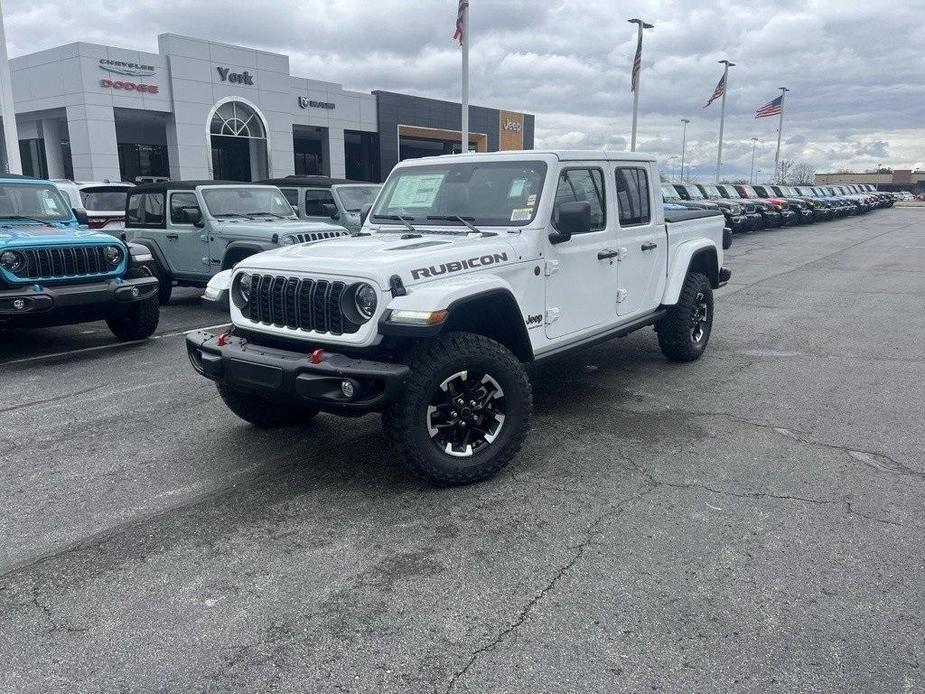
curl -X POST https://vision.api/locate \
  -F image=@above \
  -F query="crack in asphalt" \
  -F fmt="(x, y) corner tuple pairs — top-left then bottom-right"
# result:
(0, 383), (110, 414)
(443, 482), (658, 693)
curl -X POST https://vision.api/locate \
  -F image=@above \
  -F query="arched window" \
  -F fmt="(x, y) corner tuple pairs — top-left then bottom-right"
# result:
(209, 101), (266, 139)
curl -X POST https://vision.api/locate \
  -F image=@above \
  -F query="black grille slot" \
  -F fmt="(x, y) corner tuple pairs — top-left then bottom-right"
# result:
(245, 275), (358, 335)
(16, 245), (110, 280)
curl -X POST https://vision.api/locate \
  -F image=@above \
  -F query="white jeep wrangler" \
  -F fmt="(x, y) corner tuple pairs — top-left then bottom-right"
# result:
(187, 150), (730, 485)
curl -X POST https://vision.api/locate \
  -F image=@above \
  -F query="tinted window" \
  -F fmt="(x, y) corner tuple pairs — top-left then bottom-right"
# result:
(170, 192), (200, 224)
(79, 187), (129, 212)
(304, 188), (336, 216)
(126, 192), (165, 227)
(615, 167), (651, 226)
(279, 188), (299, 207)
(554, 168), (606, 232)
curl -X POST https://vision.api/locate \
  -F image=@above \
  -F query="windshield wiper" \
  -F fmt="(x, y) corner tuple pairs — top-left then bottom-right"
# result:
(212, 213), (249, 219)
(371, 214), (417, 232)
(244, 211), (289, 219)
(425, 215), (483, 234)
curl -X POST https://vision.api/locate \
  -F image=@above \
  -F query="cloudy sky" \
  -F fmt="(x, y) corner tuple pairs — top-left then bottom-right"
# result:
(5, 0), (924, 180)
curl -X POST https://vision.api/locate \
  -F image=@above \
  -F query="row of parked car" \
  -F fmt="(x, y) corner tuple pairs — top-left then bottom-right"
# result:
(661, 182), (896, 234)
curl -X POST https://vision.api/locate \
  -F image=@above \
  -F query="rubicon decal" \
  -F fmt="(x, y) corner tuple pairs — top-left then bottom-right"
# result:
(410, 253), (508, 280)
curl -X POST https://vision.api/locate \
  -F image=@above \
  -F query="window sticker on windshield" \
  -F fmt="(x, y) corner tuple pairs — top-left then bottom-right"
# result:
(389, 174), (445, 208)
(508, 179), (527, 197)
(510, 207), (532, 222)
(526, 194), (537, 206)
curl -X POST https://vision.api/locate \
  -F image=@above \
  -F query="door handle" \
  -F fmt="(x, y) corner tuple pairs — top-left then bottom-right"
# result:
(641, 242), (658, 251)
(166, 233), (179, 240)
(597, 249), (620, 260)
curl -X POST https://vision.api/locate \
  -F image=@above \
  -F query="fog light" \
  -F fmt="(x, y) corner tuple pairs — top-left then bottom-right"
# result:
(341, 380), (355, 398)
(12, 298), (25, 310)
(130, 287), (140, 297)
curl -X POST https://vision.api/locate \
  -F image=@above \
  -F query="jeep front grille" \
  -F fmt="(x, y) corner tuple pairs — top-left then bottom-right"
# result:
(288, 229), (349, 244)
(247, 274), (358, 335)
(12, 246), (112, 280)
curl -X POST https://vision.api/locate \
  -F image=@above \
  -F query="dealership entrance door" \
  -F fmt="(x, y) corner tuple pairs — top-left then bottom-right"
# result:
(209, 100), (268, 181)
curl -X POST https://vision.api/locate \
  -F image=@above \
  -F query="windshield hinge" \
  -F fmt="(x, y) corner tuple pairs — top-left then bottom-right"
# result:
(544, 260), (560, 277)
(616, 288), (628, 303)
(616, 247), (628, 262)
(545, 308), (560, 325)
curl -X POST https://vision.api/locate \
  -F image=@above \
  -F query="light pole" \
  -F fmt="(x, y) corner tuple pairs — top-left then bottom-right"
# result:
(715, 59), (734, 183)
(628, 18), (654, 152)
(0, 0), (22, 174)
(680, 118), (690, 184)
(749, 137), (759, 184)
(666, 155), (679, 182)
(756, 169), (762, 184)
(772, 86), (789, 183)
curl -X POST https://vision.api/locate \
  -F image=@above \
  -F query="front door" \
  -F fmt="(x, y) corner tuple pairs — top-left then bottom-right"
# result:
(614, 165), (665, 317)
(544, 166), (620, 340)
(163, 192), (209, 278)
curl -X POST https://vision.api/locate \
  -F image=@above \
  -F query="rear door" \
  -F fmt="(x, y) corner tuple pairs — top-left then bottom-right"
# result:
(614, 164), (665, 318)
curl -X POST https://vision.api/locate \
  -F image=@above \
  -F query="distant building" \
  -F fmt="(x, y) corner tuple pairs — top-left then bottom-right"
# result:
(815, 170), (925, 193)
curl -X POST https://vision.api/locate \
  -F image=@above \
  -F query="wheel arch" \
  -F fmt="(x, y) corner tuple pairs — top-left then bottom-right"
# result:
(662, 241), (719, 305)
(221, 241), (276, 270)
(127, 236), (170, 276)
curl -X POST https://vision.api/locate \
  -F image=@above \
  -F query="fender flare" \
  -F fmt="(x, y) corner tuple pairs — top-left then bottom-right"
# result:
(221, 241), (276, 270)
(379, 275), (534, 361)
(127, 236), (170, 276)
(661, 240), (719, 305)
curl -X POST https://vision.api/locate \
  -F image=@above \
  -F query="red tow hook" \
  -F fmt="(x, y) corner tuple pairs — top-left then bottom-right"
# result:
(310, 348), (324, 364)
(216, 332), (230, 347)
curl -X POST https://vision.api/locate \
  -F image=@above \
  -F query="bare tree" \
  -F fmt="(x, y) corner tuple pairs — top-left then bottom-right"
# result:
(791, 163), (816, 185)
(776, 158), (796, 184)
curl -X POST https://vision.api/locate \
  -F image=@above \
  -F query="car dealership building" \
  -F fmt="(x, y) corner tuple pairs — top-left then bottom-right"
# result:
(4, 34), (534, 183)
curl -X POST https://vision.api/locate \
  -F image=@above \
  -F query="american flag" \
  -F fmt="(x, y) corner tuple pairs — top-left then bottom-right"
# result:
(755, 95), (784, 118)
(453, 0), (468, 45)
(630, 30), (643, 92)
(703, 73), (726, 108)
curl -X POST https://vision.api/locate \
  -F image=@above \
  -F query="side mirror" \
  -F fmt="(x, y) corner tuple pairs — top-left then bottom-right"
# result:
(72, 207), (89, 227)
(551, 200), (591, 243)
(183, 207), (203, 226)
(360, 203), (372, 227)
(321, 202), (339, 220)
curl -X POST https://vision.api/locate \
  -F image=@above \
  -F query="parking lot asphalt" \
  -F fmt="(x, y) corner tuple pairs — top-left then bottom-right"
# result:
(2, 209), (924, 693)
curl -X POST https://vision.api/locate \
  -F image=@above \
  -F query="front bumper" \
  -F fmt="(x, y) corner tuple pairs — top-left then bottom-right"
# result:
(726, 214), (748, 233)
(744, 212), (764, 231)
(0, 275), (158, 326)
(186, 330), (411, 415)
(780, 209), (798, 225)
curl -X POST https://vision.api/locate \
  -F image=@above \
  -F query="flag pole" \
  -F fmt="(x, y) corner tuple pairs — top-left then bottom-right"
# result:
(773, 86), (789, 183)
(714, 59), (734, 183)
(0, 0), (22, 174)
(460, 2), (469, 154)
(627, 18), (653, 152)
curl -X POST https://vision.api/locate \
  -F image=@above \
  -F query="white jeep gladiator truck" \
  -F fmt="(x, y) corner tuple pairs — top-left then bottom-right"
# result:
(187, 150), (730, 485)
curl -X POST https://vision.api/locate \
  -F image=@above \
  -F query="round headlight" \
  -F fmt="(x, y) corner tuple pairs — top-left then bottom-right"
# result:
(0, 250), (24, 272)
(281, 235), (296, 246)
(104, 245), (123, 266)
(238, 272), (252, 304)
(354, 283), (378, 320)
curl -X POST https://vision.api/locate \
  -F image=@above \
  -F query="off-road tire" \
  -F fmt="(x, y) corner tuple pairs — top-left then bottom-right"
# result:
(383, 332), (532, 486)
(657, 272), (713, 363)
(105, 268), (160, 340)
(150, 260), (173, 305)
(217, 383), (319, 428)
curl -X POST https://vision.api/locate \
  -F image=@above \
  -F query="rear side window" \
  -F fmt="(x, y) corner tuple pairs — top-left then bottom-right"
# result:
(553, 168), (605, 232)
(126, 192), (166, 227)
(304, 188), (336, 216)
(615, 167), (651, 226)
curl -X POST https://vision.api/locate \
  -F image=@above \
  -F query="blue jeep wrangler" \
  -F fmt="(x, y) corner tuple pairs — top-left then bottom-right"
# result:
(0, 174), (160, 340)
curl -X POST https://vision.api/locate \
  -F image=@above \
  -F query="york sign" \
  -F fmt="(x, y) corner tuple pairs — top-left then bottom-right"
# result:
(216, 67), (254, 85)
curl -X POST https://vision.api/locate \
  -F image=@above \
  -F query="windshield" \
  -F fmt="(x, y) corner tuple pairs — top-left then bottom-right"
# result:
(739, 186), (759, 198)
(372, 161), (547, 226)
(716, 185), (735, 198)
(202, 187), (296, 219)
(333, 184), (382, 213)
(701, 185), (720, 198)
(80, 187), (130, 212)
(661, 185), (678, 199)
(683, 185), (704, 200)
(0, 183), (73, 222)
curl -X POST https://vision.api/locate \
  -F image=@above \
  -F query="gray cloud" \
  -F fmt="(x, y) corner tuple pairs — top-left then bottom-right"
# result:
(4, 0), (923, 180)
